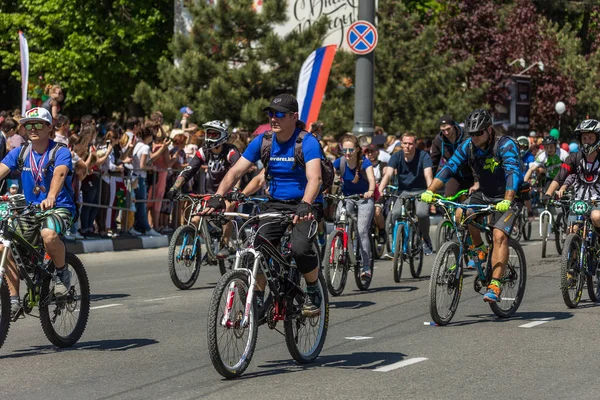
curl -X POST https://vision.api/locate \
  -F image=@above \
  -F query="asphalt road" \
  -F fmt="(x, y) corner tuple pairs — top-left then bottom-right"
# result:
(1, 222), (598, 400)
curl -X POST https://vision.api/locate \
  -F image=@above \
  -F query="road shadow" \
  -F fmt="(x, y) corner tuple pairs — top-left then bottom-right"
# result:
(348, 285), (418, 295)
(90, 293), (131, 302)
(238, 351), (408, 379)
(330, 300), (376, 310)
(0, 338), (159, 360)
(187, 285), (215, 291)
(449, 311), (574, 327)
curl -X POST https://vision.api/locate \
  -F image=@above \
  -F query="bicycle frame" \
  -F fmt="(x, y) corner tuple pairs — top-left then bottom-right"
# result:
(391, 197), (419, 255)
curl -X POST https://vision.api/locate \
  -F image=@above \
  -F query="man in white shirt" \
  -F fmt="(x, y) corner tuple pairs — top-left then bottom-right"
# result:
(54, 115), (70, 145)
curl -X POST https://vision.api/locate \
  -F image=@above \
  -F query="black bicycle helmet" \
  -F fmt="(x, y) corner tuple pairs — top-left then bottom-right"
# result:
(574, 119), (600, 155)
(541, 136), (558, 146)
(464, 109), (493, 134)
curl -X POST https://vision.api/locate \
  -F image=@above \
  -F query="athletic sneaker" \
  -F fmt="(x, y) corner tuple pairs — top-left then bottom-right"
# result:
(216, 246), (234, 259)
(302, 290), (321, 317)
(145, 229), (162, 237)
(128, 228), (141, 237)
(377, 229), (387, 244)
(10, 301), (22, 320)
(360, 268), (372, 280)
(423, 238), (434, 255)
(483, 283), (501, 303)
(467, 244), (488, 270)
(53, 268), (72, 297)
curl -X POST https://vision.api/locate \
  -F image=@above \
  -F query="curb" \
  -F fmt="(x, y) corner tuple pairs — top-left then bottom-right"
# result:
(65, 234), (171, 254)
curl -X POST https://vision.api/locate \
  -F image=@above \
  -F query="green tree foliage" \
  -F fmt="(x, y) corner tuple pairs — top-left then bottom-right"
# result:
(0, 0), (173, 115)
(134, 0), (329, 129)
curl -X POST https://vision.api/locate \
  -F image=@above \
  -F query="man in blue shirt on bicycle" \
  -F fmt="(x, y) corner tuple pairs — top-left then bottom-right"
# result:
(421, 109), (522, 303)
(203, 94), (324, 317)
(0, 107), (75, 317)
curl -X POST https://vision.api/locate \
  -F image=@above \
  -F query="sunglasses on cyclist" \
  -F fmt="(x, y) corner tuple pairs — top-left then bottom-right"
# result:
(341, 148), (356, 154)
(23, 123), (47, 131)
(471, 128), (488, 137)
(267, 110), (288, 119)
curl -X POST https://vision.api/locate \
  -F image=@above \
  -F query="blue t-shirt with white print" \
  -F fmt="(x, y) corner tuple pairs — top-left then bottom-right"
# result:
(333, 156), (372, 196)
(2, 140), (75, 216)
(243, 128), (323, 202)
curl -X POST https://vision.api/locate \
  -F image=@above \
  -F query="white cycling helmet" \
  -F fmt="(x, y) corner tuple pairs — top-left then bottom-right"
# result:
(202, 120), (229, 149)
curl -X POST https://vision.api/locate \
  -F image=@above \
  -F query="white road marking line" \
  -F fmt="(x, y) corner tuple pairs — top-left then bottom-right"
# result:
(90, 304), (122, 310)
(501, 298), (516, 301)
(519, 317), (555, 328)
(345, 336), (373, 340)
(143, 296), (182, 302)
(374, 357), (428, 372)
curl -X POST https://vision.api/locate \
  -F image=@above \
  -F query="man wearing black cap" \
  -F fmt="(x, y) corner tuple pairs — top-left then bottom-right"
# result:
(430, 114), (476, 197)
(203, 94), (325, 318)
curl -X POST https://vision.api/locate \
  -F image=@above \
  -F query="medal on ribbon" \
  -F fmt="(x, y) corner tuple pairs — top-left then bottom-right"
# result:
(30, 147), (48, 195)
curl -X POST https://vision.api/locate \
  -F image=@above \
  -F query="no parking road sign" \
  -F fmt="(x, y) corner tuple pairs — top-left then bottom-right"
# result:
(346, 20), (378, 55)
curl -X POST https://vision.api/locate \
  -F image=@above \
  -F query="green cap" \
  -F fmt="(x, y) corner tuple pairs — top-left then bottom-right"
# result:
(549, 128), (560, 139)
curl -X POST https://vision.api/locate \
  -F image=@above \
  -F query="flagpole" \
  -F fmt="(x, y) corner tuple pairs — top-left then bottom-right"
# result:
(19, 31), (29, 117)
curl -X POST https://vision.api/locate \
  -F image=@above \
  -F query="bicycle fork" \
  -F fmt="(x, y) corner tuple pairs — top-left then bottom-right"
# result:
(539, 210), (552, 237)
(0, 239), (10, 287)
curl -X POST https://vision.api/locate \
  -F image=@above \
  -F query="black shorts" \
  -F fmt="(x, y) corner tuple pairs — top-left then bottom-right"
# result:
(254, 201), (323, 274)
(467, 192), (521, 236)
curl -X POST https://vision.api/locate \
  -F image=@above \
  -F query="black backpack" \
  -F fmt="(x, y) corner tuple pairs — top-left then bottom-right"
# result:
(260, 130), (335, 193)
(17, 142), (71, 175)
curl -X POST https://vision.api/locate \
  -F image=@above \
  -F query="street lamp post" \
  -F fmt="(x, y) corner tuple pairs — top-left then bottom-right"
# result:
(555, 101), (566, 132)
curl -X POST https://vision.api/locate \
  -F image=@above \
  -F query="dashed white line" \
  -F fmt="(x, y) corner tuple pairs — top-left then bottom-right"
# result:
(374, 357), (428, 372)
(519, 317), (555, 328)
(143, 296), (182, 302)
(345, 336), (373, 340)
(90, 304), (122, 310)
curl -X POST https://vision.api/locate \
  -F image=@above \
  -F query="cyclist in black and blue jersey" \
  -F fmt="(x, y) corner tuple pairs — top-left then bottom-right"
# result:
(421, 109), (522, 303)
(203, 94), (324, 317)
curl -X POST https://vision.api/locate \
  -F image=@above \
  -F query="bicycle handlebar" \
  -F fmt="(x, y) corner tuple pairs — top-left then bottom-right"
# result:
(433, 189), (469, 202)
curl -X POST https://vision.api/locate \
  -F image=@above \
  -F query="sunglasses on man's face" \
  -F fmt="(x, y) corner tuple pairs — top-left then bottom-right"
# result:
(471, 128), (487, 137)
(267, 110), (288, 119)
(23, 123), (47, 131)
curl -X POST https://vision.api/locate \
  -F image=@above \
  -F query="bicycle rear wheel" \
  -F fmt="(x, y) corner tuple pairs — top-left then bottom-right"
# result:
(40, 253), (90, 348)
(385, 212), (394, 253)
(323, 230), (348, 296)
(168, 225), (202, 290)
(354, 233), (374, 290)
(409, 224), (424, 278)
(560, 234), (584, 308)
(0, 280), (10, 349)
(428, 241), (462, 326)
(435, 219), (454, 252)
(373, 223), (385, 260)
(392, 225), (404, 283)
(510, 215), (522, 241)
(284, 271), (329, 363)
(586, 267), (600, 302)
(522, 208), (532, 241)
(489, 239), (527, 318)
(555, 214), (567, 255)
(541, 214), (549, 258)
(207, 269), (257, 379)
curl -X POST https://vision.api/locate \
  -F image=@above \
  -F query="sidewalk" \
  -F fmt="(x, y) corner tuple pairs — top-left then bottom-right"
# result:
(64, 215), (447, 255)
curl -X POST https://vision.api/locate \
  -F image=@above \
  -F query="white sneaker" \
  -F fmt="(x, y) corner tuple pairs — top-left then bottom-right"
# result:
(64, 234), (75, 241)
(128, 228), (142, 237)
(74, 232), (85, 240)
(145, 228), (162, 237)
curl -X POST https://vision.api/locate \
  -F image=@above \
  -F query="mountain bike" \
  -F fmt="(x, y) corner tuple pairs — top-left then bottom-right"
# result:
(322, 194), (375, 295)
(0, 195), (90, 349)
(428, 196), (527, 326)
(207, 212), (328, 379)
(510, 205), (532, 241)
(391, 195), (424, 282)
(383, 185), (398, 253)
(168, 193), (250, 289)
(560, 199), (600, 308)
(434, 189), (469, 251)
(539, 196), (570, 258)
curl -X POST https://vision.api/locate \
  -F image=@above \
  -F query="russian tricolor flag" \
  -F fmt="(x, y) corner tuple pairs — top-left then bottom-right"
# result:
(296, 45), (337, 128)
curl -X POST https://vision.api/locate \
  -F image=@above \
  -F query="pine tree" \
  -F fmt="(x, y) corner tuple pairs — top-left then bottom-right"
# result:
(134, 0), (329, 129)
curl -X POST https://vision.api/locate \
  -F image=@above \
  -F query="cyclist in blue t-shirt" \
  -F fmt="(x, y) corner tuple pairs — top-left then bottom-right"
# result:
(333, 134), (376, 279)
(0, 107), (75, 318)
(203, 94), (324, 317)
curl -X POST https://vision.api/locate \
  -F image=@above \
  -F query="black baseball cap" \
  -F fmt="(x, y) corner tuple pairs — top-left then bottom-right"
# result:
(437, 114), (454, 127)
(263, 94), (299, 113)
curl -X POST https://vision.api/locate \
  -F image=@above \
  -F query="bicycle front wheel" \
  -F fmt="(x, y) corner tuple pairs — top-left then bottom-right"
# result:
(0, 280), (10, 349)
(207, 269), (257, 379)
(560, 234), (584, 308)
(284, 271), (329, 364)
(168, 225), (202, 290)
(40, 253), (90, 348)
(522, 208), (532, 241)
(385, 212), (394, 253)
(489, 239), (527, 318)
(428, 241), (462, 326)
(435, 219), (454, 252)
(323, 230), (348, 296)
(555, 214), (567, 255)
(541, 213), (549, 258)
(392, 225), (404, 283)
